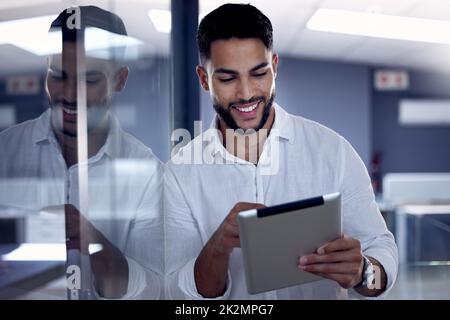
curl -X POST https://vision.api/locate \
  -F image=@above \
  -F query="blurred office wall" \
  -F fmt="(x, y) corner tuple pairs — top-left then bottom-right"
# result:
(0, 75), (47, 126)
(372, 69), (450, 176)
(114, 57), (171, 162)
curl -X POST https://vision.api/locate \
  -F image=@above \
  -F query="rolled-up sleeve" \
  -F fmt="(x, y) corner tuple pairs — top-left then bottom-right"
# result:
(164, 163), (232, 300)
(175, 258), (232, 300)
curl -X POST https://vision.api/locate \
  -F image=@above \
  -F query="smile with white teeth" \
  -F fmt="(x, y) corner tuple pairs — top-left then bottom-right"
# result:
(63, 107), (77, 115)
(234, 102), (258, 113)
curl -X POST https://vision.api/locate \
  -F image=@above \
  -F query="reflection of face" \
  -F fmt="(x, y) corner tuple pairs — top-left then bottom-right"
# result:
(46, 42), (125, 137)
(198, 38), (278, 131)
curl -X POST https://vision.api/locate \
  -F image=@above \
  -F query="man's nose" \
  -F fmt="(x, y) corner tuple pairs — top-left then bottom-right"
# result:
(63, 78), (77, 104)
(236, 78), (253, 101)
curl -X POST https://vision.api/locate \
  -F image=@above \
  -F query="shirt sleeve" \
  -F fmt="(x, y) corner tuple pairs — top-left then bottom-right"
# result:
(92, 255), (149, 300)
(121, 160), (165, 299)
(164, 163), (232, 300)
(338, 137), (399, 299)
(92, 160), (164, 300)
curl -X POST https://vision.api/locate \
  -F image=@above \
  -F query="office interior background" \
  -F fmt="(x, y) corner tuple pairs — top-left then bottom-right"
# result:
(0, 0), (449, 299)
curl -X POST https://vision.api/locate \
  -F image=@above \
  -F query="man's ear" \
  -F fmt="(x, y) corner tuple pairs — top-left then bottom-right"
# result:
(114, 67), (129, 92)
(272, 54), (279, 79)
(196, 65), (209, 91)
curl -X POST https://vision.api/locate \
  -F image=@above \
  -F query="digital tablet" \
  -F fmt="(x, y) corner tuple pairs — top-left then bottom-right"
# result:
(237, 192), (342, 294)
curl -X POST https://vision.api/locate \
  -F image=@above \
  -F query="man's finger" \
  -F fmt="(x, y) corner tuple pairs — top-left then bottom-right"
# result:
(224, 222), (239, 237)
(232, 202), (266, 214)
(317, 236), (360, 255)
(298, 262), (361, 275)
(299, 251), (361, 265)
(227, 202), (265, 224)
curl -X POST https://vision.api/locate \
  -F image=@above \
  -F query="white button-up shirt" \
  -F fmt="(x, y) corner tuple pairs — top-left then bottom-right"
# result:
(164, 103), (398, 300)
(0, 109), (164, 299)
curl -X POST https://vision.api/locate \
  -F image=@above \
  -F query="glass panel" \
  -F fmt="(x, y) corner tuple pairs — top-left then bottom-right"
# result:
(0, 0), (168, 299)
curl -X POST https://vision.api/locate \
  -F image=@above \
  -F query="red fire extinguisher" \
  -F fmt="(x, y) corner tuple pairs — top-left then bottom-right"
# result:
(371, 151), (382, 194)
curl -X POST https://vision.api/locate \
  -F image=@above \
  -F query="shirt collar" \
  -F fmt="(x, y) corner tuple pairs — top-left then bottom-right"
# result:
(207, 102), (295, 160)
(101, 114), (122, 159)
(32, 108), (122, 160)
(271, 103), (295, 144)
(32, 108), (53, 145)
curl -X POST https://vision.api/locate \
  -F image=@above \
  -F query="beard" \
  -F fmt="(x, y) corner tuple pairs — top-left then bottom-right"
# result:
(213, 92), (275, 131)
(49, 99), (110, 137)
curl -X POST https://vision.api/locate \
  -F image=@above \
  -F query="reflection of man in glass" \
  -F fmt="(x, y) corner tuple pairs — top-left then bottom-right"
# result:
(0, 6), (163, 299)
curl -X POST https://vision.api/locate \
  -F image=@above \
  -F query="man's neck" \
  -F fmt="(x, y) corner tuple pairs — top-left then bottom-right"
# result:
(219, 107), (275, 164)
(54, 123), (110, 168)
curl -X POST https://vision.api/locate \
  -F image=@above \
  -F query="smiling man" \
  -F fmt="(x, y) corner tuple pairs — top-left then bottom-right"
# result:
(164, 3), (398, 300)
(47, 43), (126, 144)
(0, 6), (163, 299)
(206, 38), (275, 133)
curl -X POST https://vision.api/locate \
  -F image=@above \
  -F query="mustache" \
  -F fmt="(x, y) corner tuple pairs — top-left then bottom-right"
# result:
(229, 97), (264, 109)
(51, 100), (77, 109)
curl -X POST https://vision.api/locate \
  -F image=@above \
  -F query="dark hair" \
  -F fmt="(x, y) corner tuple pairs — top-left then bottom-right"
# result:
(197, 3), (273, 63)
(50, 6), (127, 41)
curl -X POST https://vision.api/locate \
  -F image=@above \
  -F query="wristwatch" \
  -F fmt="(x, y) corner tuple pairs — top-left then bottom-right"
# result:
(355, 255), (375, 289)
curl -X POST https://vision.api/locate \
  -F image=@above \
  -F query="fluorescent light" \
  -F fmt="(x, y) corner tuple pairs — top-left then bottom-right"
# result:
(307, 8), (450, 45)
(0, 15), (142, 57)
(0, 0), (60, 10)
(148, 9), (171, 33)
(84, 28), (142, 53)
(0, 15), (56, 45)
(2, 243), (66, 261)
(1, 243), (103, 261)
(14, 27), (142, 56)
(11, 29), (61, 56)
(400, 205), (450, 215)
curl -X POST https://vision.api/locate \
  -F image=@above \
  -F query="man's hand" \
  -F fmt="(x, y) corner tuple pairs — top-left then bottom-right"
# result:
(195, 202), (265, 298)
(298, 234), (387, 296)
(209, 202), (265, 255)
(298, 235), (364, 289)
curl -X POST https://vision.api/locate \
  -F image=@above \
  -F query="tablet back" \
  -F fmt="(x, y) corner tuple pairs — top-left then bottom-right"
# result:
(237, 193), (342, 294)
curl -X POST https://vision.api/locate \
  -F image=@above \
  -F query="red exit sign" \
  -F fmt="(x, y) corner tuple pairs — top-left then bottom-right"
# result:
(6, 75), (40, 95)
(374, 70), (409, 91)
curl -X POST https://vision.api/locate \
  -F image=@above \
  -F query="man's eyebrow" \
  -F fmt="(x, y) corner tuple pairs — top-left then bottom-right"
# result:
(250, 62), (269, 72)
(86, 70), (104, 77)
(48, 68), (103, 77)
(214, 68), (238, 75)
(214, 62), (269, 76)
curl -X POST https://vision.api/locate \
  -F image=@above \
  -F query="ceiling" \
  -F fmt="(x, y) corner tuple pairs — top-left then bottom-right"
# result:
(1, 0), (450, 74)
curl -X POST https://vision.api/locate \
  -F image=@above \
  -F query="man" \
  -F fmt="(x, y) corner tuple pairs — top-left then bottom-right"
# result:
(0, 6), (163, 299)
(164, 4), (398, 299)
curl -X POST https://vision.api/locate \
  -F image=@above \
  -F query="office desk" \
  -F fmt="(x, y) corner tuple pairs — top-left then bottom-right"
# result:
(0, 244), (65, 299)
(395, 205), (450, 263)
(387, 263), (450, 299)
